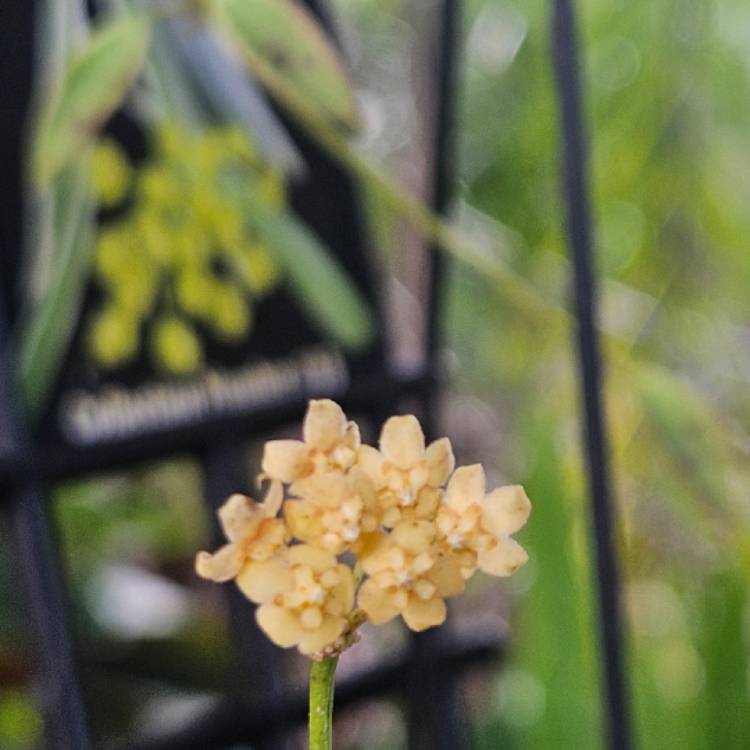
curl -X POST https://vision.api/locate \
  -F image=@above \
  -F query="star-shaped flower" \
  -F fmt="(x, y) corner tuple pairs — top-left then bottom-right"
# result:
(357, 519), (465, 631)
(262, 400), (360, 483)
(195, 481), (287, 582)
(436, 465), (530, 579)
(238, 545), (355, 656)
(358, 415), (454, 528)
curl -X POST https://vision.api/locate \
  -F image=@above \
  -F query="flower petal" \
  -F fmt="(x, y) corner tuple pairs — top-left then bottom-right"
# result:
(218, 494), (256, 543)
(236, 558), (293, 603)
(284, 500), (320, 542)
(402, 596), (446, 632)
(427, 555), (465, 597)
(379, 415), (425, 470)
(262, 440), (309, 482)
(262, 480), (284, 517)
(330, 563), (355, 613)
(425, 437), (455, 487)
(445, 464), (486, 513)
(358, 580), (401, 625)
(195, 544), (243, 582)
(290, 471), (347, 509)
(303, 399), (347, 451)
(478, 538), (529, 577)
(391, 519), (435, 555)
(287, 544), (336, 573)
(357, 445), (385, 485)
(256, 604), (305, 648)
(481, 485), (531, 536)
(299, 614), (346, 655)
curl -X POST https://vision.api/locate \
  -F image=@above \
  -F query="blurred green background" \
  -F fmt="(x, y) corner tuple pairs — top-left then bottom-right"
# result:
(4, 0), (750, 747)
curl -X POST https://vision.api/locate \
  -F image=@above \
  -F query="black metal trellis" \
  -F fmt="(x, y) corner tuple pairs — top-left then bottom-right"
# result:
(0, 0), (634, 748)
(551, 1), (633, 748)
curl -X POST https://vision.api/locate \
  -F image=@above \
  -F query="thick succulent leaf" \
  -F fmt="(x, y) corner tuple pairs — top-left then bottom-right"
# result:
(254, 210), (374, 351)
(212, 0), (359, 132)
(31, 14), (152, 189)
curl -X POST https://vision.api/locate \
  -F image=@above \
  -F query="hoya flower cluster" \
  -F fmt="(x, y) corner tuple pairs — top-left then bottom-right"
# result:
(196, 400), (531, 657)
(88, 122), (283, 376)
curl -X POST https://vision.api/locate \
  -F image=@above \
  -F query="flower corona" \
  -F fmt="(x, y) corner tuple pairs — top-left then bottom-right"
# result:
(196, 400), (531, 658)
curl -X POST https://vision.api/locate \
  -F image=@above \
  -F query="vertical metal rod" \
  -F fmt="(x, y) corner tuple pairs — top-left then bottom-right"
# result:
(551, 2), (633, 749)
(407, 2), (471, 749)
(200, 439), (291, 750)
(0, 326), (92, 749)
(0, 0), (92, 743)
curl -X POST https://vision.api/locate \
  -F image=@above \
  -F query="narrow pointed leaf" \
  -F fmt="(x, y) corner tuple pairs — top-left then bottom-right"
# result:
(32, 14), (152, 189)
(213, 0), (360, 132)
(254, 211), (374, 351)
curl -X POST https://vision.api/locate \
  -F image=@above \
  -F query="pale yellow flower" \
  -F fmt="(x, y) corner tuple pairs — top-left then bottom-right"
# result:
(262, 400), (360, 483)
(357, 519), (465, 631)
(238, 545), (355, 655)
(358, 415), (454, 528)
(436, 464), (530, 579)
(195, 482), (287, 582)
(284, 467), (379, 554)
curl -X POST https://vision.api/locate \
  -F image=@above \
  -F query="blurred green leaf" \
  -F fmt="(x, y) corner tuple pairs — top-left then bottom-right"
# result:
(634, 365), (727, 510)
(31, 14), (152, 189)
(212, 0), (360, 132)
(698, 570), (750, 748)
(19, 160), (94, 419)
(253, 210), (375, 351)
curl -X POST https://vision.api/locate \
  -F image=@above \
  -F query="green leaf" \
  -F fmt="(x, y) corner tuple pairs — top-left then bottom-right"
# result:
(254, 210), (375, 351)
(20, 160), (94, 420)
(212, 0), (360, 132)
(31, 14), (152, 189)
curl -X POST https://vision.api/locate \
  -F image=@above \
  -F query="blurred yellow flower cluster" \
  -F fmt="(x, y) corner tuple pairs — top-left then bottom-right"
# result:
(87, 122), (283, 375)
(196, 400), (531, 657)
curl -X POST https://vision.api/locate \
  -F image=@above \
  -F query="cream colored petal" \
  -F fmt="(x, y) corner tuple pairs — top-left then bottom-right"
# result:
(303, 399), (347, 451)
(287, 544), (336, 573)
(256, 604), (305, 648)
(330, 563), (355, 613)
(195, 544), (243, 582)
(300, 605), (324, 631)
(415, 487), (441, 519)
(290, 471), (346, 509)
(284, 500), (320, 542)
(299, 615), (346, 655)
(236, 558), (293, 603)
(360, 537), (405, 575)
(445, 464), (486, 513)
(262, 440), (309, 482)
(357, 445), (385, 485)
(402, 596), (446, 632)
(343, 421), (361, 451)
(391, 519), (435, 555)
(478, 538), (529, 577)
(379, 415), (425, 470)
(249, 519), (287, 561)
(357, 580), (401, 625)
(481, 485), (531, 536)
(425, 438), (455, 487)
(427, 555), (465, 597)
(262, 480), (284, 517)
(218, 494), (256, 543)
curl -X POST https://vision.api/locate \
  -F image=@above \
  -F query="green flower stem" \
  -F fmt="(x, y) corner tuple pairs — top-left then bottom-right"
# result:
(309, 656), (338, 750)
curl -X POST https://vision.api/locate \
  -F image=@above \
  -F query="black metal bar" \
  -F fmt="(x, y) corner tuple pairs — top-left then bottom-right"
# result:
(200, 438), (291, 750)
(407, 1), (470, 749)
(551, 2), (633, 749)
(0, 0), (92, 744)
(0, 321), (92, 749)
